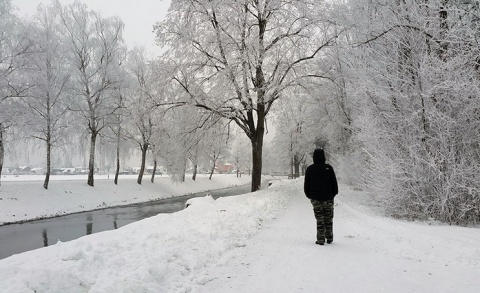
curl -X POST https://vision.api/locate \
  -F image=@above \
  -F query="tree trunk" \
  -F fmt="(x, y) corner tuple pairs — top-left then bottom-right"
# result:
(290, 156), (294, 178)
(0, 125), (4, 186)
(248, 9), (267, 192)
(87, 131), (98, 187)
(190, 145), (198, 181)
(251, 136), (263, 191)
(137, 143), (148, 185)
(235, 154), (242, 178)
(181, 159), (186, 182)
(209, 155), (216, 180)
(114, 128), (120, 185)
(151, 158), (157, 183)
(43, 141), (51, 189)
(43, 66), (53, 190)
(439, 0), (449, 60)
(294, 154), (300, 178)
(250, 102), (265, 191)
(192, 163), (197, 181)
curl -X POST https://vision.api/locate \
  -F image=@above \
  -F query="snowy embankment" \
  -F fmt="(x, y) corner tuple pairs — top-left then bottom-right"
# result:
(0, 179), (292, 293)
(0, 174), (252, 225)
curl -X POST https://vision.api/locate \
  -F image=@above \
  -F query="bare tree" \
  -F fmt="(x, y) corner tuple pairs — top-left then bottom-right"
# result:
(125, 47), (158, 185)
(150, 142), (159, 183)
(108, 88), (128, 185)
(181, 107), (225, 181)
(22, 3), (71, 189)
(270, 85), (332, 177)
(155, 0), (339, 191)
(231, 133), (251, 177)
(0, 0), (32, 184)
(155, 103), (226, 182)
(58, 2), (127, 186)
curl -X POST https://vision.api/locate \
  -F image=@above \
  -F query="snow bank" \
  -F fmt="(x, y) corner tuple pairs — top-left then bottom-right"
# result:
(0, 180), (292, 293)
(185, 194), (215, 208)
(0, 174), (251, 225)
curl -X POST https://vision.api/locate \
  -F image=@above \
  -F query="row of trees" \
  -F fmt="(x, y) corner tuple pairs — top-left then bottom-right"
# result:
(0, 0), (242, 189)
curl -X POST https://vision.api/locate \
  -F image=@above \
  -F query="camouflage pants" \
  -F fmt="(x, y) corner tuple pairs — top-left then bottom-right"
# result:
(310, 199), (334, 244)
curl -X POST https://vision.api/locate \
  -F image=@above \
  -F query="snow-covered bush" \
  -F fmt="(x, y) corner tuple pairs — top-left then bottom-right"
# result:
(344, 0), (480, 224)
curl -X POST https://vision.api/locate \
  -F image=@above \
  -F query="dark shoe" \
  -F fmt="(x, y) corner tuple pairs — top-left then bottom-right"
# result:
(327, 239), (333, 244)
(315, 241), (324, 245)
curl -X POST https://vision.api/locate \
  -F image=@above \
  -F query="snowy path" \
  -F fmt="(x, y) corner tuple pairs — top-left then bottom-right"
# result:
(196, 189), (480, 293)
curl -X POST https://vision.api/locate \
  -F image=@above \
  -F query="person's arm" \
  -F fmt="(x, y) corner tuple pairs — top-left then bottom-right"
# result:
(330, 166), (338, 195)
(304, 167), (310, 198)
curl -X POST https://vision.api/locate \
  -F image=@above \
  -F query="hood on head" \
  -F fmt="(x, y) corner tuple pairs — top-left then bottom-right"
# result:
(313, 149), (325, 164)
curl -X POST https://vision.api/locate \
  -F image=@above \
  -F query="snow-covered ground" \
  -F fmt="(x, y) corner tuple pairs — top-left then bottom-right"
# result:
(1, 178), (479, 292)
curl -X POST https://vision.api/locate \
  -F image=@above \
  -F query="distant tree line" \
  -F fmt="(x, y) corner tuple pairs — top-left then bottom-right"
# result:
(0, 0), (240, 189)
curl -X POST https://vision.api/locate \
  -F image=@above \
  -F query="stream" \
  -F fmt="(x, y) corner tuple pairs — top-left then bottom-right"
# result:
(0, 182), (263, 260)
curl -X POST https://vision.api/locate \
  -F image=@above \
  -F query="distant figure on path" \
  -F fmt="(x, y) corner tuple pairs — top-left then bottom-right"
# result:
(304, 149), (338, 245)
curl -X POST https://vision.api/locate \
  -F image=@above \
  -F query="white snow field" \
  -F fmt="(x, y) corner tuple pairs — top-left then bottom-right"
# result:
(1, 178), (479, 292)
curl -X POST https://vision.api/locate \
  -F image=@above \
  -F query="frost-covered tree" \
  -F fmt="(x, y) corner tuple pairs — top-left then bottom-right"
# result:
(179, 109), (220, 181)
(271, 90), (324, 177)
(183, 108), (226, 181)
(202, 120), (231, 180)
(231, 131), (251, 177)
(155, 102), (228, 182)
(345, 0), (480, 224)
(107, 87), (130, 185)
(125, 47), (158, 185)
(22, 3), (71, 189)
(155, 0), (339, 191)
(157, 106), (190, 182)
(0, 0), (32, 184)
(58, 1), (127, 186)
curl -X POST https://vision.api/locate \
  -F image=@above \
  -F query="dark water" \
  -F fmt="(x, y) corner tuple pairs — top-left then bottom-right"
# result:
(0, 182), (262, 260)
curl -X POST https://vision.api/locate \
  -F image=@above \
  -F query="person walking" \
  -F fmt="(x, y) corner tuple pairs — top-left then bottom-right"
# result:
(304, 149), (338, 245)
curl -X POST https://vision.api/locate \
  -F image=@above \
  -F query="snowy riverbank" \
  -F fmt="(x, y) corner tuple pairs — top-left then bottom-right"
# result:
(0, 174), (253, 225)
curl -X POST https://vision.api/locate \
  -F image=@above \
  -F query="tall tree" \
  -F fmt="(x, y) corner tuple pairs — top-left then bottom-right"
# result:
(23, 3), (70, 189)
(0, 0), (31, 184)
(125, 47), (158, 185)
(58, 1), (126, 186)
(155, 0), (338, 191)
(108, 87), (128, 185)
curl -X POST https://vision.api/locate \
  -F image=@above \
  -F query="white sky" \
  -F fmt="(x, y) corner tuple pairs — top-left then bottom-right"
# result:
(12, 0), (171, 55)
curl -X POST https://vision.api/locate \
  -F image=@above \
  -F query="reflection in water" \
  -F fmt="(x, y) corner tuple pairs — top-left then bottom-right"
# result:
(38, 214), (123, 249)
(86, 215), (93, 235)
(113, 215), (118, 230)
(42, 228), (48, 247)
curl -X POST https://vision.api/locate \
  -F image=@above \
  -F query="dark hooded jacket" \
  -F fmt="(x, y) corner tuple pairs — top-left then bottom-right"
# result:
(304, 149), (338, 201)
